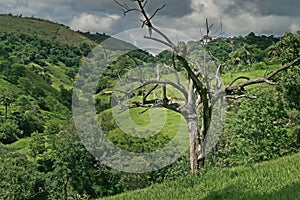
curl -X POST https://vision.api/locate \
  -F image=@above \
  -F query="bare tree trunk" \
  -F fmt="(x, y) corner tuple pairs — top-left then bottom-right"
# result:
(142, 84), (158, 104)
(186, 78), (212, 173)
(187, 115), (200, 174)
(186, 80), (201, 173)
(198, 124), (206, 167)
(161, 84), (168, 104)
(187, 107), (211, 173)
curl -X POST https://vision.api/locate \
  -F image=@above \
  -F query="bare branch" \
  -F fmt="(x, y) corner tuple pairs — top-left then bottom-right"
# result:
(264, 79), (278, 85)
(117, 1), (175, 51)
(144, 26), (176, 49)
(152, 27), (176, 47)
(226, 94), (258, 100)
(124, 8), (142, 16)
(136, 0), (153, 27)
(142, 84), (158, 104)
(116, 79), (188, 102)
(114, 0), (141, 17)
(142, 65), (160, 104)
(114, 0), (130, 10)
(149, 4), (166, 20)
(118, 97), (184, 114)
(211, 89), (226, 106)
(228, 76), (250, 87)
(162, 64), (181, 85)
(177, 55), (207, 98)
(215, 64), (224, 89)
(226, 57), (300, 93)
(142, 0), (148, 8)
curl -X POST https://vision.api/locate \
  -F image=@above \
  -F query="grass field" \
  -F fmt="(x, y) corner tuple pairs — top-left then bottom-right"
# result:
(100, 152), (300, 200)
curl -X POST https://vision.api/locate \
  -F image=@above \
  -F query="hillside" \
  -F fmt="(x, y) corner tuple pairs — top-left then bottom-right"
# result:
(101, 152), (300, 200)
(0, 13), (101, 144)
(0, 14), (154, 144)
(0, 14), (93, 46)
(0, 14), (136, 50)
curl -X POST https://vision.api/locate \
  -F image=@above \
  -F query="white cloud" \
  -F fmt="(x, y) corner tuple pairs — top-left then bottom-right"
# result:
(290, 23), (300, 33)
(0, 0), (299, 37)
(69, 13), (120, 33)
(150, 0), (300, 38)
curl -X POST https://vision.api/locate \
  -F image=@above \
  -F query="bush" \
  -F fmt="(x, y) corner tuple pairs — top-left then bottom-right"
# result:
(0, 121), (23, 144)
(215, 89), (298, 167)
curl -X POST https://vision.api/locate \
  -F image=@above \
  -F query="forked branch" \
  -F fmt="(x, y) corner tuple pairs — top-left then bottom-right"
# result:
(225, 57), (300, 93)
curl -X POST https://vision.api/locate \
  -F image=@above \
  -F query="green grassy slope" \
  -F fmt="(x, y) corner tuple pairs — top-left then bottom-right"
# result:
(101, 152), (300, 200)
(0, 14), (92, 46)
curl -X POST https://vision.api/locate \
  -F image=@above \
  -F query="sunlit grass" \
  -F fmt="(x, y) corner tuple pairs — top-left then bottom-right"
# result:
(9, 137), (33, 155)
(48, 64), (73, 90)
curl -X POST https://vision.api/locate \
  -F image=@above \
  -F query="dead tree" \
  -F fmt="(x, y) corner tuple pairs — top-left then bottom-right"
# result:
(115, 0), (300, 174)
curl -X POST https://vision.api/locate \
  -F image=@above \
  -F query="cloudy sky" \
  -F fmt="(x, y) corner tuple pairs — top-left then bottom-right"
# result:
(1, 0), (300, 39)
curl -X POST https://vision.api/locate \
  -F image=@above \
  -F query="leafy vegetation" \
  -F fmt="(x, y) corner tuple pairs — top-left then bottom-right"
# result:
(0, 30), (85, 143)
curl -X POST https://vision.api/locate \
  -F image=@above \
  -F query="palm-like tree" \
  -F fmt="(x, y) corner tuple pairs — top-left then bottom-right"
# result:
(0, 93), (12, 121)
(266, 45), (281, 58)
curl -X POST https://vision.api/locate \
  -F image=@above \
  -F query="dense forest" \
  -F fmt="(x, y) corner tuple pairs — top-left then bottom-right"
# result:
(0, 14), (299, 199)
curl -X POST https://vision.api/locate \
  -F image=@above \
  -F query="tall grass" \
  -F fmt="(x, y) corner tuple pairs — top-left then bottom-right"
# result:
(101, 152), (300, 200)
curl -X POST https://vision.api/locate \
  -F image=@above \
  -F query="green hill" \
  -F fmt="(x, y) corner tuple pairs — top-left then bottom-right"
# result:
(0, 14), (92, 46)
(0, 14), (153, 144)
(0, 25), (86, 143)
(101, 152), (300, 200)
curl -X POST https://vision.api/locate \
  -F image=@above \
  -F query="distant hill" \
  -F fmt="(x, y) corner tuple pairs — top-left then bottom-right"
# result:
(0, 14), (138, 51)
(80, 31), (138, 51)
(0, 14), (92, 46)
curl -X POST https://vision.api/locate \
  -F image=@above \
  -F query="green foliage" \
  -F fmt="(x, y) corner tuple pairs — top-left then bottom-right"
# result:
(29, 132), (46, 160)
(19, 110), (45, 136)
(0, 145), (45, 199)
(0, 31), (84, 140)
(40, 124), (122, 199)
(44, 122), (61, 135)
(1, 63), (26, 83)
(203, 32), (279, 68)
(277, 65), (300, 110)
(215, 89), (298, 167)
(276, 32), (300, 63)
(0, 121), (22, 144)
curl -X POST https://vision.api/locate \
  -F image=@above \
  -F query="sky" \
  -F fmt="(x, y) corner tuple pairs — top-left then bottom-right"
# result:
(1, 0), (300, 40)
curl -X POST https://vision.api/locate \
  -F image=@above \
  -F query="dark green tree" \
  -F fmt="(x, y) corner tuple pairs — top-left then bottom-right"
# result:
(0, 145), (45, 199)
